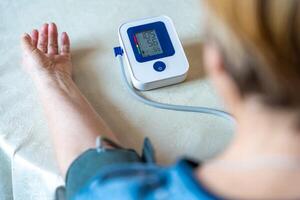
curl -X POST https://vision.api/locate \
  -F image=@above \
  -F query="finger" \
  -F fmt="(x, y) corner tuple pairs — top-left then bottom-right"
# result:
(48, 23), (58, 55)
(61, 32), (70, 55)
(21, 33), (34, 53)
(31, 29), (39, 48)
(21, 33), (45, 62)
(38, 23), (48, 53)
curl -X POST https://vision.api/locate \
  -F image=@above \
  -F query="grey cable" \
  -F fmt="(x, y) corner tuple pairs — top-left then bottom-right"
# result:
(117, 55), (235, 122)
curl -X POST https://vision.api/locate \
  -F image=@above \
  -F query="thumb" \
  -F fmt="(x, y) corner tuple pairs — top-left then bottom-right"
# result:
(21, 33), (34, 52)
(21, 33), (45, 61)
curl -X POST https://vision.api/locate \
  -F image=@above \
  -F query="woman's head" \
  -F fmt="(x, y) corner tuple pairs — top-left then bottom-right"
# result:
(203, 0), (300, 117)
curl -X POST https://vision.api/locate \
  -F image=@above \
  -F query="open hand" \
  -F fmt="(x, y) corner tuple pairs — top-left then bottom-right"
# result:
(21, 23), (72, 80)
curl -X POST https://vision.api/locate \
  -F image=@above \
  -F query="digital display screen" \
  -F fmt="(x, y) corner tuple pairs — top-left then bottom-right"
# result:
(134, 30), (163, 57)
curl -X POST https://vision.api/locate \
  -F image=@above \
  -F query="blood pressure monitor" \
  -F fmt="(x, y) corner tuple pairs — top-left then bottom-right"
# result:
(118, 16), (189, 90)
(115, 16), (233, 120)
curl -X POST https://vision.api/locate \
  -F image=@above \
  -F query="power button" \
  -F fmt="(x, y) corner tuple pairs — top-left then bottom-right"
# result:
(153, 61), (166, 72)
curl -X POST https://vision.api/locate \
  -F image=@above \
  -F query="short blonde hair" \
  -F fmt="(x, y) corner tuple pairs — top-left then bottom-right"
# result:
(204, 0), (300, 110)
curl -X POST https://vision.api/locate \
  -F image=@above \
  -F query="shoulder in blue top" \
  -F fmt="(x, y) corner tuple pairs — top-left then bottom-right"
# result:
(73, 159), (224, 200)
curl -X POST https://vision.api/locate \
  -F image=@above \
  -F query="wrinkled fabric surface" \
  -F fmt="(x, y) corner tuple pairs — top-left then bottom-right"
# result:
(0, 0), (233, 199)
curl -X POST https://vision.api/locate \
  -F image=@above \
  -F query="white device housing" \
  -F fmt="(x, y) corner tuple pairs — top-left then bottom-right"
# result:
(118, 16), (189, 90)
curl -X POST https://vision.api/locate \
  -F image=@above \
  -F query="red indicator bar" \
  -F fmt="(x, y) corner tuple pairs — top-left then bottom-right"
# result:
(133, 35), (138, 44)
(133, 35), (141, 54)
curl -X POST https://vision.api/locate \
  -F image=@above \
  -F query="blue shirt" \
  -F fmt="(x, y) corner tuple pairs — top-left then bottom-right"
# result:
(73, 159), (224, 200)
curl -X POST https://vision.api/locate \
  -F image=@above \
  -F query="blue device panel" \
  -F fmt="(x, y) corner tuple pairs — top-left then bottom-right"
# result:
(127, 21), (175, 63)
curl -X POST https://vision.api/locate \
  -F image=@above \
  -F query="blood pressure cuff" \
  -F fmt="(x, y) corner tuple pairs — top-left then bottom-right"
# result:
(55, 137), (155, 200)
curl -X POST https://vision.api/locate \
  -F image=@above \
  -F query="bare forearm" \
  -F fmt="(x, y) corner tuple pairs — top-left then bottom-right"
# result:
(34, 73), (117, 175)
(20, 23), (117, 177)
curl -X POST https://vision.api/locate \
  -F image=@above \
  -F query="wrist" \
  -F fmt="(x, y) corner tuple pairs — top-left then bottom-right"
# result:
(30, 69), (75, 95)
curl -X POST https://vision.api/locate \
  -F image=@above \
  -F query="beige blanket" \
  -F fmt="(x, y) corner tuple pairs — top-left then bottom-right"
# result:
(0, 0), (233, 199)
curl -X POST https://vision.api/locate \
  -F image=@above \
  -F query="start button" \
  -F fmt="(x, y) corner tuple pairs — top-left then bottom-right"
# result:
(153, 61), (166, 72)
